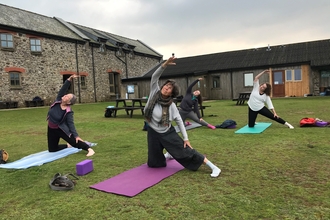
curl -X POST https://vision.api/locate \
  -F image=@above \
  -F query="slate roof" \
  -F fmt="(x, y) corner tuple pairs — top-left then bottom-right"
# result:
(139, 39), (330, 79)
(0, 3), (162, 58)
(70, 23), (162, 57)
(0, 4), (82, 41)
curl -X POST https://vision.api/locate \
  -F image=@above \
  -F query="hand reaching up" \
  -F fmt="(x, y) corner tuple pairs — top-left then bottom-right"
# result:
(162, 56), (176, 67)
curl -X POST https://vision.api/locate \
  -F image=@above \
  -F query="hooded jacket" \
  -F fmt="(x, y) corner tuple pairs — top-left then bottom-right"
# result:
(47, 80), (78, 138)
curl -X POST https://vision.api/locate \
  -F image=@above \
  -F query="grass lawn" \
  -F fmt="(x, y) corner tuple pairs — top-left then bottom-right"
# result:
(0, 97), (329, 219)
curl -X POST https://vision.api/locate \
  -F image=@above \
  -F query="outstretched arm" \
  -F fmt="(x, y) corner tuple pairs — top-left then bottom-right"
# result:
(56, 75), (78, 101)
(149, 56), (177, 96)
(161, 56), (176, 68)
(186, 78), (202, 94)
(254, 70), (270, 82)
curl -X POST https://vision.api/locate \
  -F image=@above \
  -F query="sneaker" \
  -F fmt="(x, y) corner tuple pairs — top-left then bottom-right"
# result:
(207, 124), (216, 130)
(185, 121), (192, 126)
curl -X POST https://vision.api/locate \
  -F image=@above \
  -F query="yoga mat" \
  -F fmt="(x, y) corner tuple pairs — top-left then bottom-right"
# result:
(90, 159), (184, 197)
(174, 121), (202, 133)
(0, 142), (97, 169)
(235, 122), (272, 134)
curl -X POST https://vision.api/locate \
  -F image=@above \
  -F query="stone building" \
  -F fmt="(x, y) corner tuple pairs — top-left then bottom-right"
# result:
(0, 4), (162, 107)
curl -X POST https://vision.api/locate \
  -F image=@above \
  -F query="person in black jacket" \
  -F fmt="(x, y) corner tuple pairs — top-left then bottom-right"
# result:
(179, 78), (216, 129)
(47, 75), (95, 156)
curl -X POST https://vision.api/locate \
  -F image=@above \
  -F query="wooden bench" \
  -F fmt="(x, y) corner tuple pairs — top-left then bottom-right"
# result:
(105, 106), (144, 118)
(175, 98), (211, 117)
(234, 92), (250, 105)
(25, 100), (45, 107)
(0, 101), (18, 109)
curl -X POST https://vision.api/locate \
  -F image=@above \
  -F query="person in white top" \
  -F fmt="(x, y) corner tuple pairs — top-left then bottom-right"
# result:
(247, 70), (294, 129)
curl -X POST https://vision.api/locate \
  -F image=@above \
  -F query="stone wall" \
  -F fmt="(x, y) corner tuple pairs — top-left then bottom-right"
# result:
(0, 32), (160, 107)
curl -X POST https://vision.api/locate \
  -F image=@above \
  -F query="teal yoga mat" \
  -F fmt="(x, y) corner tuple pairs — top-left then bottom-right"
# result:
(235, 122), (272, 134)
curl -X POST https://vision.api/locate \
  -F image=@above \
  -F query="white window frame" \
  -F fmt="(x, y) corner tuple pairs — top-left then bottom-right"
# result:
(286, 69), (302, 81)
(244, 72), (254, 87)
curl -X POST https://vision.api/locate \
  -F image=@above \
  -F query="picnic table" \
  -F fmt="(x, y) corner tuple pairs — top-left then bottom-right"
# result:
(106, 98), (146, 118)
(174, 97), (210, 117)
(234, 92), (250, 105)
(105, 97), (211, 118)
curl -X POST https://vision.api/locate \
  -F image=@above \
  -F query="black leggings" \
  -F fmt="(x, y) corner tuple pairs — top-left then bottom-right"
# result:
(47, 126), (89, 152)
(147, 126), (204, 171)
(248, 106), (286, 127)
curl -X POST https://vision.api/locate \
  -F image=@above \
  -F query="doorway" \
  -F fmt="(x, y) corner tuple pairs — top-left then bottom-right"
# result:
(272, 70), (285, 97)
(63, 75), (73, 94)
(109, 72), (120, 98)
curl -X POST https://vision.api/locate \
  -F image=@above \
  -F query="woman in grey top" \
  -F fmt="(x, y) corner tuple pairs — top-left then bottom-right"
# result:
(144, 56), (221, 177)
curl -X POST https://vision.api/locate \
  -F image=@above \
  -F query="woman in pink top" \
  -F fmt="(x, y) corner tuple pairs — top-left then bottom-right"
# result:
(247, 70), (294, 129)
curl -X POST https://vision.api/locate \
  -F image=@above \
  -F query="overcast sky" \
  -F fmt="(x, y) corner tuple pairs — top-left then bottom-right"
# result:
(1, 0), (330, 58)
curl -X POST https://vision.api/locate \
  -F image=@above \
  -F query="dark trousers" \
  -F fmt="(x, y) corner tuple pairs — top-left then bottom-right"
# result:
(47, 126), (89, 152)
(248, 106), (286, 127)
(147, 126), (204, 171)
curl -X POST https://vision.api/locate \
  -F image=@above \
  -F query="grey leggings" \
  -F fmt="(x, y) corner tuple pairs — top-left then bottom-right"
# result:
(179, 109), (209, 126)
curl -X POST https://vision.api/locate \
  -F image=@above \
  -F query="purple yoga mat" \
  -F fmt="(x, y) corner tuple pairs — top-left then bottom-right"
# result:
(90, 159), (184, 197)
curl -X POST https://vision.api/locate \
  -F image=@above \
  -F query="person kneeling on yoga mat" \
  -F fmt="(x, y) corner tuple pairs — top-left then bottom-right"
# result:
(46, 75), (95, 157)
(179, 77), (216, 130)
(144, 55), (221, 178)
(247, 69), (294, 129)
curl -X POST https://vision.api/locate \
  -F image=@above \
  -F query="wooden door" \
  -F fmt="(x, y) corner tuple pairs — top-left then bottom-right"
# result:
(272, 70), (285, 97)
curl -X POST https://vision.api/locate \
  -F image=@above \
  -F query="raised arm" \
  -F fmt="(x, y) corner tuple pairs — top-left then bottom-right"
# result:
(186, 78), (202, 95)
(149, 56), (177, 97)
(161, 56), (176, 68)
(254, 70), (270, 82)
(56, 75), (77, 101)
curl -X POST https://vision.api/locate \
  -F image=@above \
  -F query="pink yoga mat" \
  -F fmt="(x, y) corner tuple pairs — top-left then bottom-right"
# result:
(90, 159), (184, 197)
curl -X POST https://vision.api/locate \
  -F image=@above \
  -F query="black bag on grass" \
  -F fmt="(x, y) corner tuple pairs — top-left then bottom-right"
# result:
(49, 173), (79, 191)
(104, 108), (113, 117)
(215, 119), (237, 129)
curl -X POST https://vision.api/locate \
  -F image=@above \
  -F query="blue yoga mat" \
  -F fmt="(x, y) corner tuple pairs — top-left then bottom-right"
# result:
(174, 121), (202, 133)
(0, 142), (97, 169)
(235, 122), (272, 134)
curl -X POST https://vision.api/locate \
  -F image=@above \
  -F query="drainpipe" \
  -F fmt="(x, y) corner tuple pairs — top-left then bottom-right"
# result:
(115, 51), (128, 79)
(115, 52), (129, 98)
(230, 70), (233, 99)
(91, 44), (97, 102)
(75, 41), (81, 103)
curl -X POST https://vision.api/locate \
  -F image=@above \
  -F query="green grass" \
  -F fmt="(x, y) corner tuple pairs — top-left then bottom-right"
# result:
(0, 97), (330, 219)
